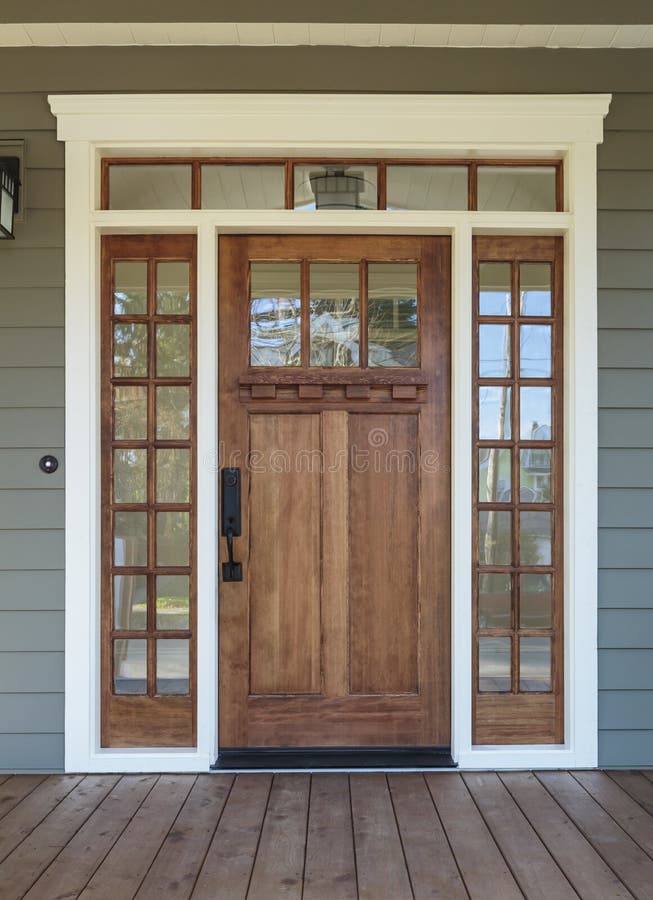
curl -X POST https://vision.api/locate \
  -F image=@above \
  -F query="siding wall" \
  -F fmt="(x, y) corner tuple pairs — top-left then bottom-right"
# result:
(0, 49), (651, 770)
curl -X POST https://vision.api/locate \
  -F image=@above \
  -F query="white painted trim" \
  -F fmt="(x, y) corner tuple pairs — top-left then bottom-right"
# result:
(52, 93), (607, 772)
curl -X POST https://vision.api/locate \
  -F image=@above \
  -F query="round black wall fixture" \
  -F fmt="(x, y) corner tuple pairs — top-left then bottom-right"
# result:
(39, 455), (59, 474)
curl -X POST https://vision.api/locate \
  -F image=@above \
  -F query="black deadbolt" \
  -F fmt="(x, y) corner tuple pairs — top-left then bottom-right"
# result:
(39, 455), (59, 474)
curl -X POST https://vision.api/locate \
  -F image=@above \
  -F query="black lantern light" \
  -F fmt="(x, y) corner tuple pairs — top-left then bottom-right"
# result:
(309, 167), (367, 210)
(0, 158), (20, 240)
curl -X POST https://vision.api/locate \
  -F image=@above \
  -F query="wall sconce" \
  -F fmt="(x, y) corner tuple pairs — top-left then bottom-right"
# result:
(0, 158), (20, 239)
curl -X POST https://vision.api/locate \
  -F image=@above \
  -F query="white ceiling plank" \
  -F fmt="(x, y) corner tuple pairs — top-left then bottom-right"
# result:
(272, 23), (310, 45)
(546, 25), (587, 47)
(577, 25), (619, 48)
(514, 25), (555, 47)
(23, 23), (66, 45)
(58, 23), (135, 45)
(481, 25), (521, 46)
(412, 24), (452, 46)
(0, 24), (32, 45)
(379, 23), (416, 46)
(235, 23), (275, 45)
(448, 24), (486, 46)
(308, 23), (347, 45)
(129, 23), (171, 44)
(343, 24), (381, 46)
(637, 25), (653, 48)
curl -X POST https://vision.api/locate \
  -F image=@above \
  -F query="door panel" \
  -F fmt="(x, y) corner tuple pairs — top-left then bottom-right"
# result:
(218, 235), (450, 751)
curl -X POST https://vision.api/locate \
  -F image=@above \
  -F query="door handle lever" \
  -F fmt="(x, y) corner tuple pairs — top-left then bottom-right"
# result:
(221, 467), (243, 582)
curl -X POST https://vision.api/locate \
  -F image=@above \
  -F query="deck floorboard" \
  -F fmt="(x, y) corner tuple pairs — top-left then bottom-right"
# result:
(0, 770), (651, 899)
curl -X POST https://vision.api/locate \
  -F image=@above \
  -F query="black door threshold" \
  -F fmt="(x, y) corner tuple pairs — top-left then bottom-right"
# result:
(212, 746), (456, 770)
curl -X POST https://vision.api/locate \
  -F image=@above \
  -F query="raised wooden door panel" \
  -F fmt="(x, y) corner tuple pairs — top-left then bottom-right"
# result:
(218, 235), (451, 750)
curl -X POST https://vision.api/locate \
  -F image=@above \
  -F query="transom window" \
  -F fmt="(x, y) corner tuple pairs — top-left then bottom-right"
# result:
(102, 158), (563, 212)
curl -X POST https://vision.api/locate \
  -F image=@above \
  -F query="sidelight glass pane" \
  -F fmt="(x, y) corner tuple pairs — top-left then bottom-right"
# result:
(520, 386), (552, 441)
(156, 324), (190, 377)
(114, 261), (147, 314)
(478, 166), (557, 212)
(520, 574), (552, 628)
(156, 639), (190, 694)
(520, 637), (552, 691)
(520, 325), (551, 378)
(156, 262), (190, 314)
(113, 323), (148, 377)
(479, 262), (511, 316)
(479, 511), (512, 565)
(520, 263), (552, 316)
(113, 448), (147, 504)
(156, 386), (190, 439)
(113, 639), (147, 694)
(113, 574), (147, 631)
(520, 448), (552, 503)
(156, 449), (190, 503)
(114, 386), (147, 440)
(250, 262), (301, 366)
(368, 263), (418, 368)
(294, 164), (377, 210)
(479, 324), (511, 377)
(156, 511), (189, 567)
(310, 263), (359, 367)
(478, 574), (512, 629)
(520, 511), (552, 566)
(386, 165), (468, 210)
(109, 164), (191, 209)
(479, 637), (511, 692)
(478, 448), (511, 502)
(479, 386), (511, 440)
(201, 164), (285, 209)
(156, 575), (190, 630)
(114, 512), (147, 567)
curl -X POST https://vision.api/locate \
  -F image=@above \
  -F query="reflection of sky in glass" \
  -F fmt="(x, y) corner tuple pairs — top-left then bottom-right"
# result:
(521, 290), (551, 316)
(479, 325), (510, 377)
(520, 325), (551, 377)
(479, 386), (511, 439)
(250, 297), (301, 366)
(520, 387), (551, 440)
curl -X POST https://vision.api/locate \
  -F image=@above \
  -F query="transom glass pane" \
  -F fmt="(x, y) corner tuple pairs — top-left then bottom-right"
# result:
(113, 575), (147, 631)
(520, 637), (552, 691)
(479, 262), (511, 316)
(478, 166), (557, 212)
(520, 448), (552, 503)
(157, 262), (190, 314)
(114, 639), (147, 694)
(520, 263), (552, 316)
(250, 262), (301, 366)
(309, 263), (359, 367)
(114, 261), (147, 314)
(520, 574), (552, 628)
(157, 639), (190, 695)
(479, 574), (512, 629)
(479, 637), (511, 692)
(109, 164), (191, 210)
(386, 165), (468, 210)
(479, 324), (511, 377)
(479, 386), (511, 440)
(479, 448), (511, 502)
(201, 164), (285, 209)
(156, 575), (190, 630)
(294, 164), (377, 210)
(479, 511), (512, 565)
(368, 263), (418, 368)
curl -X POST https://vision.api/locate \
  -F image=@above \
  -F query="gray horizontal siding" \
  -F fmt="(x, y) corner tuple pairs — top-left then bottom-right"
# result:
(0, 653), (64, 692)
(0, 735), (63, 772)
(598, 411), (653, 447)
(0, 410), (64, 447)
(598, 213), (653, 250)
(599, 570), (653, 609)
(600, 692), (653, 730)
(599, 489), (653, 527)
(599, 450), (653, 487)
(599, 732), (653, 768)
(0, 369), (64, 408)
(0, 572), (64, 611)
(0, 612), (64, 652)
(598, 291), (653, 328)
(0, 492), (63, 530)
(0, 694), (64, 733)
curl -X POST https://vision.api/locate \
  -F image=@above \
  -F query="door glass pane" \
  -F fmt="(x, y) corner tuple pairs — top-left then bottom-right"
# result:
(479, 574), (512, 628)
(114, 449), (147, 503)
(479, 324), (511, 377)
(157, 639), (190, 694)
(156, 449), (190, 503)
(156, 262), (190, 314)
(113, 639), (147, 694)
(520, 325), (551, 378)
(113, 323), (148, 377)
(156, 511), (189, 567)
(294, 164), (377, 210)
(479, 448), (511, 502)
(386, 165), (468, 210)
(113, 574), (147, 630)
(156, 324), (190, 377)
(479, 262), (511, 316)
(201, 164), (285, 209)
(156, 386), (190, 439)
(520, 574), (552, 628)
(520, 637), (552, 691)
(114, 261), (147, 314)
(479, 386), (511, 440)
(156, 575), (190, 630)
(109, 164), (191, 209)
(310, 263), (359, 367)
(520, 263), (552, 316)
(368, 263), (418, 367)
(250, 262), (301, 366)
(520, 386), (551, 440)
(520, 448), (552, 502)
(479, 511), (512, 565)
(478, 166), (557, 212)
(479, 637), (511, 692)
(520, 511), (552, 566)
(114, 386), (147, 440)
(114, 512), (147, 567)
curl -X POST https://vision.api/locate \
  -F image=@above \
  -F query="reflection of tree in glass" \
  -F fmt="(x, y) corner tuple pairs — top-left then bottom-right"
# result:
(368, 297), (417, 367)
(310, 298), (359, 366)
(113, 324), (147, 375)
(250, 297), (301, 366)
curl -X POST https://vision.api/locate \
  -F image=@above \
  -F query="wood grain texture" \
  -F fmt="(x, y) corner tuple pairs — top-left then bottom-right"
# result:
(572, 770), (653, 859)
(303, 775), (357, 900)
(0, 775), (82, 864)
(0, 776), (46, 822)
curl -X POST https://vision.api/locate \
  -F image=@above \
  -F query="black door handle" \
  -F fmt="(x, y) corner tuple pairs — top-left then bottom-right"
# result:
(221, 467), (242, 582)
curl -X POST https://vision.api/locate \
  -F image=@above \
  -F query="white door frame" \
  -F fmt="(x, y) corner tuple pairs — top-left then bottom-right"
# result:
(49, 92), (610, 772)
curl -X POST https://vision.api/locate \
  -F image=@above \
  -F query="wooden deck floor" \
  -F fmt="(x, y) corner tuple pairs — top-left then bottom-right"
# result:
(0, 771), (653, 899)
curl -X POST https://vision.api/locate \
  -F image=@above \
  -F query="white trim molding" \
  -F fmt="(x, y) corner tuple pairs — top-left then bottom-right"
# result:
(50, 92), (609, 772)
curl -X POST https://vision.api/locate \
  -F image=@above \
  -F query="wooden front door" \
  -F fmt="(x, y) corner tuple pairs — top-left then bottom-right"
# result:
(218, 235), (451, 753)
